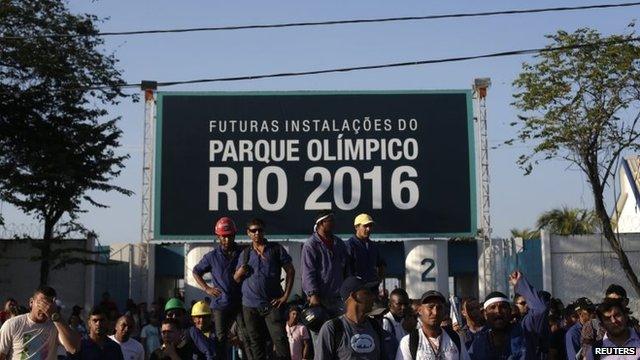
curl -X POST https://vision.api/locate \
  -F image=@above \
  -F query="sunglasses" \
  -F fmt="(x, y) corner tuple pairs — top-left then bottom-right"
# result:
(248, 228), (264, 233)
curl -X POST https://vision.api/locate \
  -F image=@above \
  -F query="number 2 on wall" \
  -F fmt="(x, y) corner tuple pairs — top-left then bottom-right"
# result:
(421, 258), (436, 282)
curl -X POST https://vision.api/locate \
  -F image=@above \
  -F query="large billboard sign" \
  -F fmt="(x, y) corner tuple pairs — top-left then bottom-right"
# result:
(154, 91), (476, 240)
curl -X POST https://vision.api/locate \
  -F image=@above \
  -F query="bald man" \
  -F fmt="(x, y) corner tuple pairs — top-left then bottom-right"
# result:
(109, 315), (144, 360)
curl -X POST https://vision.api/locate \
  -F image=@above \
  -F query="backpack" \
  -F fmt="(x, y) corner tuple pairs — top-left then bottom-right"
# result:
(330, 317), (387, 360)
(409, 327), (462, 360)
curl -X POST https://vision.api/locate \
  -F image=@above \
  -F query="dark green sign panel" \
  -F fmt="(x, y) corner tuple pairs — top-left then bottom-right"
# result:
(154, 91), (476, 240)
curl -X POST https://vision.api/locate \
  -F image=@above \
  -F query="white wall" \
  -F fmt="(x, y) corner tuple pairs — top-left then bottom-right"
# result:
(618, 173), (640, 233)
(404, 240), (449, 299)
(543, 232), (640, 314)
(0, 239), (92, 318)
(184, 243), (216, 304)
(110, 242), (147, 303)
(280, 241), (303, 299)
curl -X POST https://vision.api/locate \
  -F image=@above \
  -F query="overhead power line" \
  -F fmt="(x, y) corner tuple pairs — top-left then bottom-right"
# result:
(102, 36), (638, 90)
(2, 2), (639, 40)
(3, 36), (637, 94)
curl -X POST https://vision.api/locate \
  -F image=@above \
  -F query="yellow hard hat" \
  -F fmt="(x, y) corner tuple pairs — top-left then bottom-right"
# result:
(191, 301), (212, 317)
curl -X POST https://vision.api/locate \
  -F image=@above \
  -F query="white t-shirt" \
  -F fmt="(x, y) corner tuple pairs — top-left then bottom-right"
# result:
(108, 335), (144, 360)
(395, 328), (471, 360)
(0, 314), (59, 360)
(383, 312), (408, 341)
(140, 324), (161, 354)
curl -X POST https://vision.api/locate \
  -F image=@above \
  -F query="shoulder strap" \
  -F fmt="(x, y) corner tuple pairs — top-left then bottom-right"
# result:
(443, 327), (462, 356)
(273, 242), (284, 265)
(409, 328), (419, 360)
(366, 318), (387, 360)
(368, 318), (385, 340)
(346, 240), (355, 274)
(382, 316), (396, 338)
(330, 317), (344, 358)
(242, 245), (251, 266)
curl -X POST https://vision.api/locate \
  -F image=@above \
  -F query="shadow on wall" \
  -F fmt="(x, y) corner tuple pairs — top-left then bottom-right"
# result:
(548, 233), (640, 314)
(0, 239), (92, 319)
(93, 259), (129, 312)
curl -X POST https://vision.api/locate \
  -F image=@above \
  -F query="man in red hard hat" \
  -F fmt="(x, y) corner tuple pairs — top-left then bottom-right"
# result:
(193, 216), (246, 360)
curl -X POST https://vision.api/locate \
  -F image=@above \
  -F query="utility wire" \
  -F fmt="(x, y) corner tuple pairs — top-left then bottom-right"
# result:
(2, 2), (640, 40)
(3, 36), (638, 94)
(99, 36), (639, 90)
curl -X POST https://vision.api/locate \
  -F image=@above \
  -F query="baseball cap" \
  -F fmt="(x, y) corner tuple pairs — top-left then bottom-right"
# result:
(340, 276), (379, 301)
(420, 290), (446, 304)
(354, 213), (374, 226)
(574, 297), (594, 312)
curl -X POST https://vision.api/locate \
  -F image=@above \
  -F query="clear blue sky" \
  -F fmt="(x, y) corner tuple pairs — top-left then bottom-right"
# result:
(2, 0), (636, 244)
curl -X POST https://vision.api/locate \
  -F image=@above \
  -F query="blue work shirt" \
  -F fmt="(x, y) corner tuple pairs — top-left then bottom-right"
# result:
(468, 275), (549, 360)
(565, 322), (583, 360)
(237, 240), (292, 308)
(187, 326), (216, 360)
(301, 232), (347, 300)
(193, 245), (242, 311)
(345, 236), (385, 282)
(462, 325), (485, 350)
(67, 337), (124, 360)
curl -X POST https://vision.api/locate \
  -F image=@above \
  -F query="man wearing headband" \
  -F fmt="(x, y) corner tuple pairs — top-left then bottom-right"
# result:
(468, 271), (549, 359)
(301, 210), (348, 334)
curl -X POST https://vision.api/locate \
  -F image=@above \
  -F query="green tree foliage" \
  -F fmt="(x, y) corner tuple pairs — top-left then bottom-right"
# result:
(509, 228), (539, 240)
(0, 1), (132, 285)
(511, 26), (640, 295)
(535, 206), (598, 235)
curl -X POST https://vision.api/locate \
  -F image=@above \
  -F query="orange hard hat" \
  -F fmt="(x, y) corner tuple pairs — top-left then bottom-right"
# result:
(214, 217), (237, 236)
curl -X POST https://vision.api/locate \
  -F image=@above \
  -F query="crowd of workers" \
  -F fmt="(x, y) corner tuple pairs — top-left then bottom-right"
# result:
(0, 211), (638, 359)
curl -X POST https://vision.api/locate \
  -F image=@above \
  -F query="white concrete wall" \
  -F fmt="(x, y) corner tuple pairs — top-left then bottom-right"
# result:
(545, 233), (640, 314)
(404, 240), (449, 299)
(0, 239), (91, 318)
(184, 243), (216, 304)
(618, 173), (640, 232)
(110, 242), (147, 303)
(280, 241), (303, 299)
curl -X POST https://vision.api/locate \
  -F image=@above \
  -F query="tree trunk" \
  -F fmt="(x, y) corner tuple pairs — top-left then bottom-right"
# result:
(587, 163), (640, 297)
(39, 218), (53, 286)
